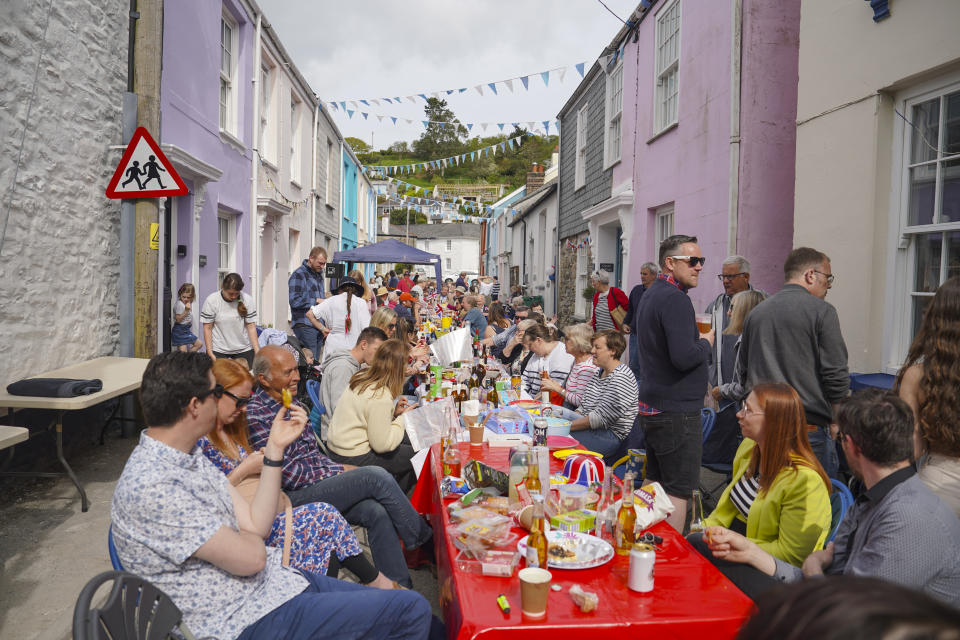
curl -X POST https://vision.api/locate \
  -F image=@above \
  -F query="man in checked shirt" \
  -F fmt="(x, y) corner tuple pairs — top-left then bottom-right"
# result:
(247, 345), (434, 588)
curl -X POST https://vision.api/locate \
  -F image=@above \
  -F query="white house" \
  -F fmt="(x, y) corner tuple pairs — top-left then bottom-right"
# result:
(508, 177), (558, 315)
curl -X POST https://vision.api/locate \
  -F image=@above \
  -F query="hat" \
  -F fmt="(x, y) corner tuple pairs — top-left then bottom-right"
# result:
(562, 453), (605, 487)
(399, 292), (415, 302)
(334, 279), (364, 297)
(376, 286), (388, 296)
(455, 285), (467, 294)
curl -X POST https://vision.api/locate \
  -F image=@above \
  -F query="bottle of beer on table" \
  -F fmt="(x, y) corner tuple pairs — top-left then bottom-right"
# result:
(525, 448), (542, 499)
(525, 495), (548, 569)
(615, 472), (638, 555)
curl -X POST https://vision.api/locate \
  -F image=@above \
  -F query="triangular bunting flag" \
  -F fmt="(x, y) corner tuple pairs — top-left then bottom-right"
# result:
(377, 115), (383, 122)
(339, 101), (347, 111)
(542, 120), (550, 133)
(446, 89), (454, 95)
(499, 142), (506, 152)
(422, 121), (429, 128)
(407, 96), (416, 103)
(487, 82), (498, 95)
(527, 121), (535, 130)
(467, 123), (473, 132)
(384, 98), (393, 104)
(507, 139), (515, 150)
(360, 99), (369, 106)
(418, 94), (428, 101)
(520, 76), (529, 90)
(347, 110), (355, 118)
(459, 88), (467, 93)
(558, 67), (567, 83)
(504, 79), (513, 93)
(350, 101), (358, 109)
(497, 123), (505, 131)
(361, 112), (368, 120)
(330, 102), (338, 111)
(541, 71), (550, 87)
(481, 123), (489, 132)
(474, 85), (484, 96)
(391, 117), (397, 124)
(575, 62), (585, 77)
(371, 99), (379, 106)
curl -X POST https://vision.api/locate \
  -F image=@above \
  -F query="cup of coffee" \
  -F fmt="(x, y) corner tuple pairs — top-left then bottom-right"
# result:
(519, 567), (552, 618)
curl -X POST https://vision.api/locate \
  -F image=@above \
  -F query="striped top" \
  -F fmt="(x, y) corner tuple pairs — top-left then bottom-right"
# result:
(594, 292), (614, 331)
(578, 363), (639, 440)
(730, 471), (761, 520)
(562, 359), (599, 409)
(522, 342), (575, 397)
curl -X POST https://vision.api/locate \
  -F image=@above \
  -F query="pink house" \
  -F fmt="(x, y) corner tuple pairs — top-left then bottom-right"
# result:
(561, 0), (801, 315)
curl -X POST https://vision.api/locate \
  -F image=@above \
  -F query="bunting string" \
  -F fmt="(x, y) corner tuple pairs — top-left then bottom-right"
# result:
(324, 60), (589, 106)
(564, 235), (592, 250)
(324, 106), (558, 136)
(361, 134), (530, 176)
(257, 153), (311, 209)
(373, 175), (522, 218)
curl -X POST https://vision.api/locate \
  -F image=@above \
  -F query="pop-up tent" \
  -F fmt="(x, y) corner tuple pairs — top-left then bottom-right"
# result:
(332, 238), (442, 286)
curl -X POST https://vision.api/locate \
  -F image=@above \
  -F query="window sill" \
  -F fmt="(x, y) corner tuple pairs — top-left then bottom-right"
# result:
(260, 157), (278, 172)
(646, 122), (678, 145)
(575, 183), (586, 192)
(220, 129), (246, 153)
(290, 178), (302, 189)
(603, 157), (621, 171)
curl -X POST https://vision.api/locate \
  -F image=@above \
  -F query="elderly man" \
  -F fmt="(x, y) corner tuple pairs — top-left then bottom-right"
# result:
(590, 270), (629, 332)
(461, 294), (487, 339)
(318, 327), (387, 441)
(633, 235), (715, 531)
(288, 247), (328, 362)
(622, 262), (659, 384)
(111, 351), (433, 640)
(694, 390), (960, 607)
(739, 247), (849, 478)
(247, 346), (434, 588)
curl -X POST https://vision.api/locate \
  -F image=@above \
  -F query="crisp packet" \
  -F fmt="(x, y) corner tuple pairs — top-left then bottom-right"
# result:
(441, 476), (470, 498)
(599, 481), (675, 532)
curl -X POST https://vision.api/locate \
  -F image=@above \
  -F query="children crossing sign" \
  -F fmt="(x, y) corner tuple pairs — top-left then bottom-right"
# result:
(105, 127), (188, 199)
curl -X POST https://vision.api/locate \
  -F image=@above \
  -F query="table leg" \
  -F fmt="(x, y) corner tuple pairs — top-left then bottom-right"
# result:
(55, 412), (89, 512)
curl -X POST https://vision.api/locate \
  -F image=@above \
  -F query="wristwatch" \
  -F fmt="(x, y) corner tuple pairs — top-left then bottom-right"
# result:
(262, 455), (284, 467)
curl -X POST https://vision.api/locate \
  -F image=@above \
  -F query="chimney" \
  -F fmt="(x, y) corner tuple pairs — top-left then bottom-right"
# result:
(526, 162), (544, 193)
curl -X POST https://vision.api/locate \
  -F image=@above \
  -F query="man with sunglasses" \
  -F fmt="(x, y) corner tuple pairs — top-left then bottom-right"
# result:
(633, 234), (715, 532)
(739, 247), (849, 478)
(111, 352), (434, 639)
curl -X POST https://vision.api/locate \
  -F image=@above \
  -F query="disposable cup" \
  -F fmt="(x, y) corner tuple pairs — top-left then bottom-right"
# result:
(469, 424), (484, 444)
(519, 567), (552, 618)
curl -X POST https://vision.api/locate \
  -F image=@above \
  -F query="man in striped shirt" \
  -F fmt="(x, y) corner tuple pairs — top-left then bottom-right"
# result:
(490, 276), (500, 301)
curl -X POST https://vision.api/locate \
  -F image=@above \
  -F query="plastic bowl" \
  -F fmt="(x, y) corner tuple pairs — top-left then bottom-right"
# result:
(546, 417), (572, 437)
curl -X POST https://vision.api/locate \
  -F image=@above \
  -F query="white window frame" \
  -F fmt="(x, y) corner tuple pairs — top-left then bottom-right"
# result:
(604, 59), (624, 168)
(219, 10), (238, 135)
(260, 60), (276, 164)
(424, 240), (430, 251)
(654, 0), (681, 134)
(446, 239), (453, 251)
(888, 78), (960, 369)
(445, 257), (452, 270)
(575, 104), (588, 190)
(216, 211), (237, 287)
(655, 203), (675, 259)
(290, 92), (302, 186)
(325, 139), (334, 205)
(574, 243), (590, 319)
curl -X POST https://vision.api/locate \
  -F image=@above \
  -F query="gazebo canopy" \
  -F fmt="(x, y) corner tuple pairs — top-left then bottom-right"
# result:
(332, 238), (442, 285)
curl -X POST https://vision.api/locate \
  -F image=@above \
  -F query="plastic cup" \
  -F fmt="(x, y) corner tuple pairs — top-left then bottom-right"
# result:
(519, 567), (552, 618)
(695, 313), (712, 334)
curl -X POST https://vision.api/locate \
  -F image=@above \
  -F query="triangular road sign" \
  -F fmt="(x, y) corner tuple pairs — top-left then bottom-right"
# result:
(105, 127), (188, 199)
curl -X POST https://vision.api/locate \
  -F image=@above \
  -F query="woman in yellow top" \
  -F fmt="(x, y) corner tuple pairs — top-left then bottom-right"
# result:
(326, 339), (418, 492)
(689, 382), (832, 598)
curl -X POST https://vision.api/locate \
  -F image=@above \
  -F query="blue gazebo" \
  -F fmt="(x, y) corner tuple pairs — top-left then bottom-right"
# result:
(332, 238), (442, 286)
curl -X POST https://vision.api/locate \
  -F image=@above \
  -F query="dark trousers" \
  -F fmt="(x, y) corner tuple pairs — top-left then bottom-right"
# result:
(686, 532), (780, 602)
(293, 323), (324, 363)
(329, 443), (418, 494)
(213, 349), (255, 368)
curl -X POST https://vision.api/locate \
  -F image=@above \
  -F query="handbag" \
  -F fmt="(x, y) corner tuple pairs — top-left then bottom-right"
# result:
(235, 475), (294, 567)
(610, 304), (627, 328)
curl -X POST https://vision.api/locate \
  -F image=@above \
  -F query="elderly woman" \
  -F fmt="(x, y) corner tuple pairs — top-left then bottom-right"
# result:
(308, 270), (371, 367)
(590, 270), (629, 333)
(520, 323), (574, 398)
(541, 323), (598, 410)
(560, 330), (638, 460)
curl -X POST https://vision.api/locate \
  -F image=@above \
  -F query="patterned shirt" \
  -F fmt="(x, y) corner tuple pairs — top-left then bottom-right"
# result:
(111, 433), (307, 640)
(562, 359), (599, 409)
(288, 260), (326, 327)
(637, 273), (686, 417)
(247, 387), (344, 490)
(594, 292), (614, 331)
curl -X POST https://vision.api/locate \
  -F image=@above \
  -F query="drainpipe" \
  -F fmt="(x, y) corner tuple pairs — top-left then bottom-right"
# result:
(727, 0), (743, 254)
(338, 141), (344, 250)
(250, 12), (262, 313)
(311, 101), (319, 247)
(554, 127), (561, 317)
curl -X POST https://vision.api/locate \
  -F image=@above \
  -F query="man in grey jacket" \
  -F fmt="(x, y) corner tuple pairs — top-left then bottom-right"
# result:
(739, 247), (849, 477)
(318, 327), (386, 441)
(698, 390), (960, 607)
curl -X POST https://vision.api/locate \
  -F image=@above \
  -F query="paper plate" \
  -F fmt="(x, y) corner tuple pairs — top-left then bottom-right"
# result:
(517, 531), (614, 570)
(546, 435), (580, 450)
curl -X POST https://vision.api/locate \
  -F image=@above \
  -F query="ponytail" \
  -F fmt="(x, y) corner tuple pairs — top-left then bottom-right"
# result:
(345, 291), (353, 332)
(237, 297), (249, 320)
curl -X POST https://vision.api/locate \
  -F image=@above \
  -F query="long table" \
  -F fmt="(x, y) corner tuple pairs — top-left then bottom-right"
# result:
(411, 442), (754, 640)
(0, 357), (149, 511)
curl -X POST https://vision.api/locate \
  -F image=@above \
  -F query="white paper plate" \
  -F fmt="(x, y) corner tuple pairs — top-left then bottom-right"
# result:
(517, 530), (614, 570)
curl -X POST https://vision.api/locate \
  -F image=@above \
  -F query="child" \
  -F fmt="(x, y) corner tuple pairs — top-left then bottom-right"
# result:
(172, 283), (202, 352)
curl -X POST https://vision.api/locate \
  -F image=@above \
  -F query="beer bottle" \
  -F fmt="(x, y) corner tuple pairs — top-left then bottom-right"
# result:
(486, 379), (499, 409)
(525, 495), (548, 569)
(615, 472), (637, 555)
(457, 383), (468, 411)
(525, 448), (542, 498)
(453, 383), (464, 414)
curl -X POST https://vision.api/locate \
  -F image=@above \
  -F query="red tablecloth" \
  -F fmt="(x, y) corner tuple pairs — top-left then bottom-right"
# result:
(411, 442), (755, 640)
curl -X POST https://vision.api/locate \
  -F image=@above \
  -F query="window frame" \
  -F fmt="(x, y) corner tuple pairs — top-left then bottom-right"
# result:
(446, 239), (453, 251)
(604, 58), (624, 168)
(574, 242), (589, 318)
(575, 104), (588, 190)
(259, 59), (276, 164)
(325, 139), (334, 205)
(216, 211), (237, 287)
(290, 92), (303, 186)
(654, 203), (675, 259)
(654, 0), (681, 134)
(219, 10), (239, 135)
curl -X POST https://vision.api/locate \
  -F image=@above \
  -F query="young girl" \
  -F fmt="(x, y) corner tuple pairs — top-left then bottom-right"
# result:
(172, 283), (202, 352)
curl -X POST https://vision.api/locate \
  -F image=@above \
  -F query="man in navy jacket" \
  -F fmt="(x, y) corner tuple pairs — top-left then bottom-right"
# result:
(634, 234), (715, 531)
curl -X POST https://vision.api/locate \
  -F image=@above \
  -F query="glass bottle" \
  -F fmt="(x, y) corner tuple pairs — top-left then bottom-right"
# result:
(486, 379), (499, 409)
(689, 489), (705, 534)
(442, 406), (461, 477)
(525, 447), (542, 498)
(525, 495), (548, 569)
(615, 472), (637, 555)
(508, 445), (530, 506)
(453, 383), (464, 414)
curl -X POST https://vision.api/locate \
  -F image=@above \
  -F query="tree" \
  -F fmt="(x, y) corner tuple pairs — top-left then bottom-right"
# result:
(344, 137), (371, 154)
(412, 98), (468, 160)
(390, 209), (428, 225)
(387, 141), (410, 155)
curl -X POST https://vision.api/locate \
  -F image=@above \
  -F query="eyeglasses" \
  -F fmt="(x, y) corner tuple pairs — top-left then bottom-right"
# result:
(740, 405), (764, 417)
(717, 273), (746, 281)
(387, 323), (397, 329)
(668, 256), (706, 267)
(223, 389), (251, 408)
(813, 270), (835, 285)
(197, 384), (224, 402)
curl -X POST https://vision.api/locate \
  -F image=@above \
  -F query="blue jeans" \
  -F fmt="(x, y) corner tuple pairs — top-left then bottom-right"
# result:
(628, 333), (642, 387)
(808, 425), (840, 479)
(237, 570), (434, 640)
(555, 407), (624, 463)
(293, 323), (323, 363)
(286, 466), (433, 588)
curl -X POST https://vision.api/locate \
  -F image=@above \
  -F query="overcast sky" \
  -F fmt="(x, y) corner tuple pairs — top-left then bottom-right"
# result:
(256, 0), (640, 149)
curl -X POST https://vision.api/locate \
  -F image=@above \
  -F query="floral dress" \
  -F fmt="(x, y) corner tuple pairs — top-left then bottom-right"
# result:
(197, 436), (363, 575)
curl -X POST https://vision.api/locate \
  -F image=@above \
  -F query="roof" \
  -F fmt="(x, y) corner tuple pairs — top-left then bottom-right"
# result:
(507, 180), (558, 227)
(385, 222), (482, 240)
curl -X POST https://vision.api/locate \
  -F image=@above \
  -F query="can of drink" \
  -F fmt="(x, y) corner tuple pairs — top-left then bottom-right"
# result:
(532, 418), (548, 447)
(511, 375), (522, 393)
(628, 544), (655, 592)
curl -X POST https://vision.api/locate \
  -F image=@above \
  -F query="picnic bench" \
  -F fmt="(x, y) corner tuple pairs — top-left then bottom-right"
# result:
(0, 357), (149, 512)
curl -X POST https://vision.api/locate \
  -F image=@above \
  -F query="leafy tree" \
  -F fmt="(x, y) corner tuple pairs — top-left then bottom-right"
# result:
(388, 141), (410, 155)
(389, 209), (428, 225)
(345, 137), (371, 154)
(412, 98), (468, 160)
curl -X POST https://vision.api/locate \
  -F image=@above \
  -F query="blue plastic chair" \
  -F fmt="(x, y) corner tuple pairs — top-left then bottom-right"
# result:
(107, 525), (123, 571)
(828, 478), (855, 542)
(304, 379), (329, 454)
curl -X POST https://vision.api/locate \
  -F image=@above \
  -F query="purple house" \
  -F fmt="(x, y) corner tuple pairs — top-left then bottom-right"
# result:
(158, 0), (256, 347)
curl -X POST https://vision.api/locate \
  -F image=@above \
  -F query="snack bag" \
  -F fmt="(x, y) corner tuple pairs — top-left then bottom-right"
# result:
(599, 481), (675, 533)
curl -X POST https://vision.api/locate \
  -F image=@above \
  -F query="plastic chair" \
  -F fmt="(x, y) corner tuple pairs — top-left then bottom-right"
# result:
(107, 525), (123, 571)
(699, 407), (733, 508)
(828, 478), (855, 542)
(304, 379), (329, 454)
(73, 570), (197, 640)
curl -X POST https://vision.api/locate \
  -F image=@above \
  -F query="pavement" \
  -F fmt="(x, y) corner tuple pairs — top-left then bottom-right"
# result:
(0, 422), (441, 639)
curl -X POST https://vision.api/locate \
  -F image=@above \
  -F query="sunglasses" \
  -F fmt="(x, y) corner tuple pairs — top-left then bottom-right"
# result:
(668, 256), (706, 267)
(223, 389), (251, 408)
(197, 384), (224, 402)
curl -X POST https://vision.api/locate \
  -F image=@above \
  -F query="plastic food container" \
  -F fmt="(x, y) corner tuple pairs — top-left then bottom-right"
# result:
(546, 417), (572, 437)
(455, 548), (521, 577)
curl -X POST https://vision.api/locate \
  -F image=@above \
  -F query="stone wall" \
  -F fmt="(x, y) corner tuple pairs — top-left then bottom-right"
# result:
(557, 231), (592, 326)
(0, 0), (127, 385)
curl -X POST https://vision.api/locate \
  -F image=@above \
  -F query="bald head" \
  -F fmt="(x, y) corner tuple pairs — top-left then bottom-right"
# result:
(252, 345), (299, 401)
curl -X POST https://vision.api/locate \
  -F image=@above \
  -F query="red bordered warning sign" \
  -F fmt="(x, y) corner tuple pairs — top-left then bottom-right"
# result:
(105, 127), (188, 199)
